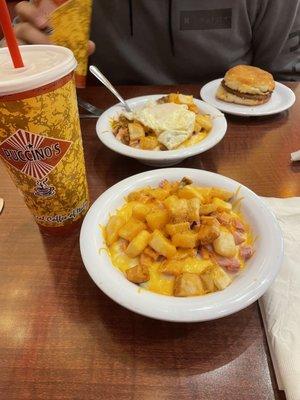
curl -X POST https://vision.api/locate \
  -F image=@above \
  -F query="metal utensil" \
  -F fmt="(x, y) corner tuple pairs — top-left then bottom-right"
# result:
(89, 65), (132, 112)
(79, 114), (100, 119)
(77, 96), (103, 116)
(79, 114), (99, 119)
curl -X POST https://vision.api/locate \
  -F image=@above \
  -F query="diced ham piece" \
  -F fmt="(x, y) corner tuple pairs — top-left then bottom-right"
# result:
(232, 218), (245, 232)
(216, 256), (240, 273)
(233, 230), (246, 245)
(116, 127), (128, 141)
(240, 245), (254, 260)
(200, 246), (210, 260)
(203, 244), (213, 252)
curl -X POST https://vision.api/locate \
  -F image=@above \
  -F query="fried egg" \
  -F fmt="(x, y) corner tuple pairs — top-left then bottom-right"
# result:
(124, 102), (196, 149)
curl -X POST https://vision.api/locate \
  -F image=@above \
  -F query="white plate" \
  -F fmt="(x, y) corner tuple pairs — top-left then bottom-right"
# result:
(80, 168), (283, 322)
(200, 79), (296, 117)
(96, 95), (227, 166)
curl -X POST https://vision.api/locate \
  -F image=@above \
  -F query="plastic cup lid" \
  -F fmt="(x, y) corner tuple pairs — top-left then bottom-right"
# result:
(0, 45), (77, 96)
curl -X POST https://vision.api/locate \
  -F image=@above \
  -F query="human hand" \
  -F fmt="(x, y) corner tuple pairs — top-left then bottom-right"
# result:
(13, 1), (95, 54)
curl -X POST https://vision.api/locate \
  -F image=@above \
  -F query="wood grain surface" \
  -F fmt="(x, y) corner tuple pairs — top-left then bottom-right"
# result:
(1, 83), (299, 400)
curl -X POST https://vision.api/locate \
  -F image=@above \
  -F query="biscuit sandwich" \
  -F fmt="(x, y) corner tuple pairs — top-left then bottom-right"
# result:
(216, 65), (275, 106)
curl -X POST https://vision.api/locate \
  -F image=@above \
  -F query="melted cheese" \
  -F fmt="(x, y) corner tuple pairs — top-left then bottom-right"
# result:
(109, 240), (138, 273)
(178, 131), (208, 148)
(105, 188), (254, 296)
(146, 262), (175, 296)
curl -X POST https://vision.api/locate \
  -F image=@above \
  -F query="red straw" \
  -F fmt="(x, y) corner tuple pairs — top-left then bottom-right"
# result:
(0, 0), (24, 68)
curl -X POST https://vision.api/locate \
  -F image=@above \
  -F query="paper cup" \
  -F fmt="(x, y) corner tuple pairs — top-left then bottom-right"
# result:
(0, 45), (89, 234)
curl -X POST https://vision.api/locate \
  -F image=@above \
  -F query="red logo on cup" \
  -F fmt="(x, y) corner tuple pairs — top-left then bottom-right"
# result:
(0, 129), (72, 180)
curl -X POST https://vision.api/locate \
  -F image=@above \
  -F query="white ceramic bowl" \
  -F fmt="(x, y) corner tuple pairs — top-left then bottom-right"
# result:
(96, 95), (227, 166)
(80, 168), (283, 322)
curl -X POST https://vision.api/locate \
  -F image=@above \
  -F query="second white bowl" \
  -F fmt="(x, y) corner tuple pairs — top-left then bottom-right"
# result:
(80, 168), (283, 322)
(96, 95), (227, 166)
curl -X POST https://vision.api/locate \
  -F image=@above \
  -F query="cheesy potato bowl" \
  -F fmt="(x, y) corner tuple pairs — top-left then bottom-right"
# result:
(80, 168), (283, 322)
(96, 95), (227, 166)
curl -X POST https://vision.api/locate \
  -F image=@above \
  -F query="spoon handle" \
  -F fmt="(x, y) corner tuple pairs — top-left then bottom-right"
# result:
(89, 65), (132, 112)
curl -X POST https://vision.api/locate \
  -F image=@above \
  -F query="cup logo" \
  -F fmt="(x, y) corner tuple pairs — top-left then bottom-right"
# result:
(0, 129), (72, 180)
(34, 178), (56, 197)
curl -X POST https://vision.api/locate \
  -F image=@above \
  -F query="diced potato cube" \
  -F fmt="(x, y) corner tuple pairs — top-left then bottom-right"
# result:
(159, 179), (180, 194)
(149, 230), (177, 258)
(198, 224), (220, 245)
(132, 203), (151, 221)
(168, 93), (180, 103)
(109, 239), (139, 273)
(212, 197), (232, 212)
(119, 218), (146, 241)
(199, 203), (217, 215)
(194, 119), (202, 133)
(125, 264), (149, 284)
(171, 232), (198, 248)
(165, 222), (190, 236)
(146, 209), (169, 231)
(143, 246), (159, 260)
(201, 271), (216, 293)
(195, 187), (212, 203)
(211, 265), (232, 290)
(128, 122), (145, 140)
(177, 185), (203, 200)
(139, 253), (153, 267)
(215, 211), (232, 226)
(200, 216), (220, 226)
(116, 201), (138, 223)
(160, 257), (211, 276)
(178, 94), (194, 105)
(151, 199), (165, 210)
(195, 114), (212, 132)
(164, 196), (189, 223)
(140, 136), (158, 150)
(163, 195), (177, 207)
(213, 231), (236, 257)
(105, 215), (126, 245)
(188, 103), (200, 114)
(188, 198), (201, 222)
(173, 248), (197, 260)
(174, 273), (205, 297)
(125, 230), (151, 258)
(211, 187), (233, 201)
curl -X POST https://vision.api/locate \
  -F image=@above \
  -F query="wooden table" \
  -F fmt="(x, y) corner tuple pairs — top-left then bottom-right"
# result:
(0, 84), (299, 400)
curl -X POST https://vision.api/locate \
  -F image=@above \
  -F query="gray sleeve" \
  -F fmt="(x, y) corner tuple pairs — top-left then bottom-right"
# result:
(251, 0), (300, 81)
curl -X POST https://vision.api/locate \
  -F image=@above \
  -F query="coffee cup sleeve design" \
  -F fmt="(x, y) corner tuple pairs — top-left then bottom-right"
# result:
(0, 73), (89, 228)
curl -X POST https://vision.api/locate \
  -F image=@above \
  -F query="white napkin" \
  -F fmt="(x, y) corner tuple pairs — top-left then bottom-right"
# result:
(259, 197), (300, 400)
(291, 150), (300, 162)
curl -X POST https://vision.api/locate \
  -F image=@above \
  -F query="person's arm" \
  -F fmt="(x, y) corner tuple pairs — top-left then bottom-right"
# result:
(1, 0), (95, 53)
(0, 1), (49, 45)
(252, 0), (300, 81)
(14, 1), (50, 44)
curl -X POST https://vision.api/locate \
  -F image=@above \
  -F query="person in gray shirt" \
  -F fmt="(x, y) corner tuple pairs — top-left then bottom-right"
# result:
(7, 0), (300, 84)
